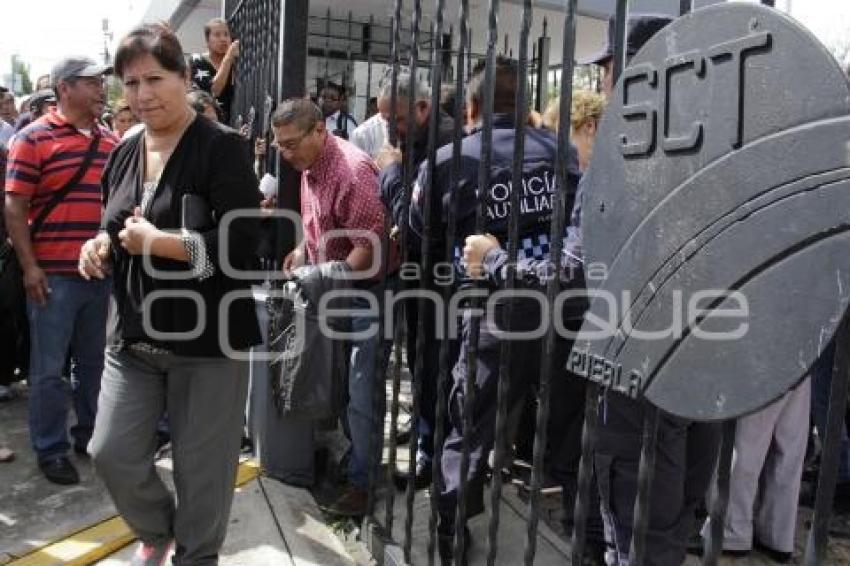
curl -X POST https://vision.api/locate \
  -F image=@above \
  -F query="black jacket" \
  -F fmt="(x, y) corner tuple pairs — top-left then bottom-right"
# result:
(101, 115), (262, 357)
(378, 110), (456, 251)
(409, 113), (581, 275)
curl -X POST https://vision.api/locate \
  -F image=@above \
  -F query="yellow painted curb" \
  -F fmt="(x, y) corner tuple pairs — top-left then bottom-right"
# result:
(8, 460), (261, 566)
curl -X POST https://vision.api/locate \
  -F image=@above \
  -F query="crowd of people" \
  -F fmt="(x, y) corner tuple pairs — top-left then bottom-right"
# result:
(0, 12), (845, 566)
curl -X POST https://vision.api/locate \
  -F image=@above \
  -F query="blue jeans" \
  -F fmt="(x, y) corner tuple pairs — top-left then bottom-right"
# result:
(27, 274), (110, 462)
(346, 280), (394, 490)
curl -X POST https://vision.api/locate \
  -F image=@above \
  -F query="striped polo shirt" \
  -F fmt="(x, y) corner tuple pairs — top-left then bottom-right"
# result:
(5, 110), (117, 274)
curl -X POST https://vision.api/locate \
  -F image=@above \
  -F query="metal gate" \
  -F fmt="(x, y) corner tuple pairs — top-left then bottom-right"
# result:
(228, 0), (850, 563)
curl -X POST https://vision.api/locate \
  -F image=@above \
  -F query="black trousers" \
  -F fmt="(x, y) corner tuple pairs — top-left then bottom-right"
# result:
(595, 393), (721, 565)
(437, 299), (603, 546)
(405, 296), (458, 462)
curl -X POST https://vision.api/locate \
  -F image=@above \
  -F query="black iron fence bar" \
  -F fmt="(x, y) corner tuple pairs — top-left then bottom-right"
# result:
(703, 420), (736, 566)
(467, 27), (473, 80)
(627, 403), (660, 565)
(572, 0), (628, 560)
(366, 15), (374, 122)
(380, 1), (404, 532)
(679, 0), (692, 15)
(485, 0), (531, 563)
(523, 0), (578, 563)
(531, 42), (537, 109)
(407, 11), (446, 565)
(428, 3), (468, 563)
(535, 32), (551, 113)
(805, 314), (850, 565)
(345, 11), (353, 92)
(324, 8), (331, 85)
(389, 6), (402, 150)
(455, 0), (499, 560)
(612, 0), (628, 83)
(401, 0), (424, 560)
(571, 383), (601, 563)
(761, 0), (775, 6)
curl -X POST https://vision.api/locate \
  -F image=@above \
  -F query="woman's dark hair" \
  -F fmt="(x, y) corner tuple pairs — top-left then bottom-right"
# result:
(114, 22), (188, 80)
(187, 90), (218, 114)
(204, 18), (229, 42)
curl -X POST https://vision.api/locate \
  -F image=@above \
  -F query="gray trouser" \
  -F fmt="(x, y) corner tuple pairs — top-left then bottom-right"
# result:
(707, 377), (810, 553)
(89, 348), (249, 566)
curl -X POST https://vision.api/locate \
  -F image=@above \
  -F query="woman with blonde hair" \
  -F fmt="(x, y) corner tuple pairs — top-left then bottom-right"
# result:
(542, 90), (606, 172)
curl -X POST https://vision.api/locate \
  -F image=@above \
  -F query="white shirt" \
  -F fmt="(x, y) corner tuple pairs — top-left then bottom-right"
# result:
(325, 110), (358, 139)
(0, 121), (14, 146)
(349, 114), (387, 159)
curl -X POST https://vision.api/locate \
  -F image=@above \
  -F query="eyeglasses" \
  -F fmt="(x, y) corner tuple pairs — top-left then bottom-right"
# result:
(273, 128), (312, 152)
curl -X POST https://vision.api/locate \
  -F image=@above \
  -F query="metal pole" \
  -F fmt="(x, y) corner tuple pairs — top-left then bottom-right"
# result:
(535, 33), (551, 113)
(680, 0), (692, 15)
(703, 420), (737, 566)
(324, 8), (331, 88)
(571, 385), (600, 563)
(366, 15), (374, 123)
(381, 0), (404, 533)
(408, 11), (445, 566)
(627, 403), (660, 565)
(402, 0), (423, 560)
(612, 0), (629, 83)
(455, 0), (499, 561)
(523, 2), (578, 563)
(467, 27), (473, 81)
(428, 4), (468, 563)
(805, 315), (850, 565)
(487, 1), (531, 563)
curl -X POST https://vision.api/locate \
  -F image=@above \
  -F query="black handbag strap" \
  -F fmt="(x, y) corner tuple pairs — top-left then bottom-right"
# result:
(29, 132), (101, 237)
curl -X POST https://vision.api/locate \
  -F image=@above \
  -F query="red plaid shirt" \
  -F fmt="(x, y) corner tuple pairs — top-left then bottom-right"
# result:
(301, 134), (396, 270)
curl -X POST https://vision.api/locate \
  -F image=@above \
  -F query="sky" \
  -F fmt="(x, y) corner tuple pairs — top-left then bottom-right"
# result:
(0, 0), (848, 90)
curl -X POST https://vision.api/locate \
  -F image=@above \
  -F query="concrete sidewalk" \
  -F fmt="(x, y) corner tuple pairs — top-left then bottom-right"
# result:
(5, 378), (850, 565)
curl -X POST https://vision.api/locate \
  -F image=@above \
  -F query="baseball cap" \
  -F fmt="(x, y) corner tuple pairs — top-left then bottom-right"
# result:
(29, 89), (57, 112)
(50, 56), (113, 85)
(581, 14), (673, 66)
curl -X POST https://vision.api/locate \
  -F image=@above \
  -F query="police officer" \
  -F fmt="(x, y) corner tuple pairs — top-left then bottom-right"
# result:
(409, 56), (582, 563)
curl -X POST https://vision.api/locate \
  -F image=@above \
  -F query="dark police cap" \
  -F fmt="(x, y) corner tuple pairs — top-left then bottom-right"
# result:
(581, 13), (673, 66)
(29, 89), (57, 112)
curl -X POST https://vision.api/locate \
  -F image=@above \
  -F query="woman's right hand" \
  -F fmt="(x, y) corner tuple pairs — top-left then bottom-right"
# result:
(78, 233), (112, 280)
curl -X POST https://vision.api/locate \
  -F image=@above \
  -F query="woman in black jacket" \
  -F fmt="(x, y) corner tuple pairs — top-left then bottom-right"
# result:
(79, 23), (260, 565)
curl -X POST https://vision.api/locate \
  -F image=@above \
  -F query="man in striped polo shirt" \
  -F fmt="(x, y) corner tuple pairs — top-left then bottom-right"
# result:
(4, 57), (117, 485)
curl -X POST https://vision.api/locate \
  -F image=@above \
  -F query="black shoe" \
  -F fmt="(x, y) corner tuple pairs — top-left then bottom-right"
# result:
(414, 459), (433, 490)
(73, 441), (90, 458)
(753, 539), (792, 563)
(686, 533), (704, 556)
(438, 527), (471, 565)
(319, 485), (369, 517)
(39, 456), (80, 485)
(393, 458), (434, 491)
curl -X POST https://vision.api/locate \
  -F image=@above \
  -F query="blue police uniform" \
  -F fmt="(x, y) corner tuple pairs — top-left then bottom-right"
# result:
(409, 114), (595, 546)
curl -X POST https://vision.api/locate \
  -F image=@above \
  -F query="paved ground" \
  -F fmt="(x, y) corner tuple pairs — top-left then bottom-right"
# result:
(5, 375), (850, 565)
